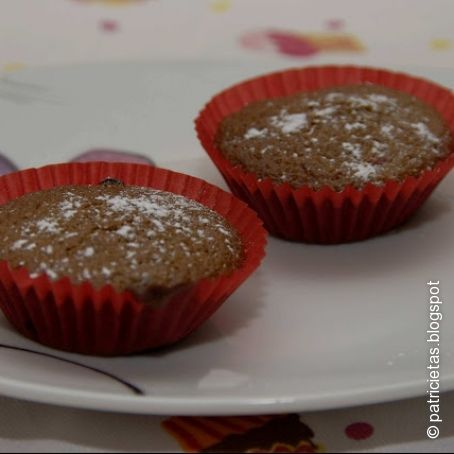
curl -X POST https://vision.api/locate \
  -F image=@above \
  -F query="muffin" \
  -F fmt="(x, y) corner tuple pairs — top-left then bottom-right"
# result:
(0, 182), (243, 305)
(215, 84), (452, 192)
(0, 162), (266, 355)
(196, 66), (454, 243)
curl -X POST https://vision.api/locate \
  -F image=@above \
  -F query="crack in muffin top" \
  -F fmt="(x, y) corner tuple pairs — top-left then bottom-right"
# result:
(0, 185), (243, 299)
(215, 84), (452, 191)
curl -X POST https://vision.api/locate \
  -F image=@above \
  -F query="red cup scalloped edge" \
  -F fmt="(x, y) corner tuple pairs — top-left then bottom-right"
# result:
(0, 162), (267, 356)
(195, 65), (454, 243)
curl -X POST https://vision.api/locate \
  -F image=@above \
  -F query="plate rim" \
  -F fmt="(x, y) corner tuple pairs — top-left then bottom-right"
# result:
(0, 62), (453, 415)
(1, 372), (453, 415)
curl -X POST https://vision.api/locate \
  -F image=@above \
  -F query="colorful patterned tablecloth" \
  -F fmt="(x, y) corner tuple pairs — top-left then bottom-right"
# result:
(0, 0), (454, 452)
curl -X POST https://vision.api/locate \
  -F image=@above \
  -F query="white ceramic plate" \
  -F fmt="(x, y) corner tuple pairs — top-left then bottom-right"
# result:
(0, 62), (453, 416)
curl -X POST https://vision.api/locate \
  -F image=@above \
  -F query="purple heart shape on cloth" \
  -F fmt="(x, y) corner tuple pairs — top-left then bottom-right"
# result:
(71, 149), (155, 166)
(0, 154), (18, 176)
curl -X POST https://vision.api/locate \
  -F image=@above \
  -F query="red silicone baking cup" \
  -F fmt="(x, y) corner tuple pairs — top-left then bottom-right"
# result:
(0, 162), (267, 356)
(195, 66), (454, 243)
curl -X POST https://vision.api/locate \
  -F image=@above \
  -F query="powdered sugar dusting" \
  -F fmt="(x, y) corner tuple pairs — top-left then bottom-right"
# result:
(368, 94), (396, 104)
(381, 124), (395, 137)
(412, 122), (440, 143)
(342, 142), (363, 159)
(116, 225), (134, 238)
(270, 111), (308, 133)
(314, 106), (337, 117)
(342, 142), (380, 182)
(348, 94), (396, 110)
(349, 162), (377, 181)
(345, 122), (366, 131)
(36, 219), (60, 233)
(59, 197), (82, 219)
(244, 127), (268, 139)
(11, 239), (28, 250)
(84, 247), (94, 257)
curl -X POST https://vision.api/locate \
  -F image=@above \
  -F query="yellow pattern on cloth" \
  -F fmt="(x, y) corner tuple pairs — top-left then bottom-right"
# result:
(2, 63), (25, 72)
(430, 38), (452, 50)
(210, 0), (231, 13)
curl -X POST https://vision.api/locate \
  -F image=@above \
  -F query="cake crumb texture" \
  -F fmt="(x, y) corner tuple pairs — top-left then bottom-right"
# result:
(0, 185), (243, 297)
(216, 84), (452, 191)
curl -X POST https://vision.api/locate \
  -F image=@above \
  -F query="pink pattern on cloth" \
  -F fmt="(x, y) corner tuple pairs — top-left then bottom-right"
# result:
(99, 19), (119, 32)
(345, 422), (374, 440)
(239, 31), (274, 51)
(267, 31), (319, 57)
(240, 29), (364, 58)
(326, 19), (345, 31)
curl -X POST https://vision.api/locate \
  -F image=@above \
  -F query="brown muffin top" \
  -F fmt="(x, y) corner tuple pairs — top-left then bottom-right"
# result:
(0, 183), (243, 302)
(216, 84), (452, 191)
